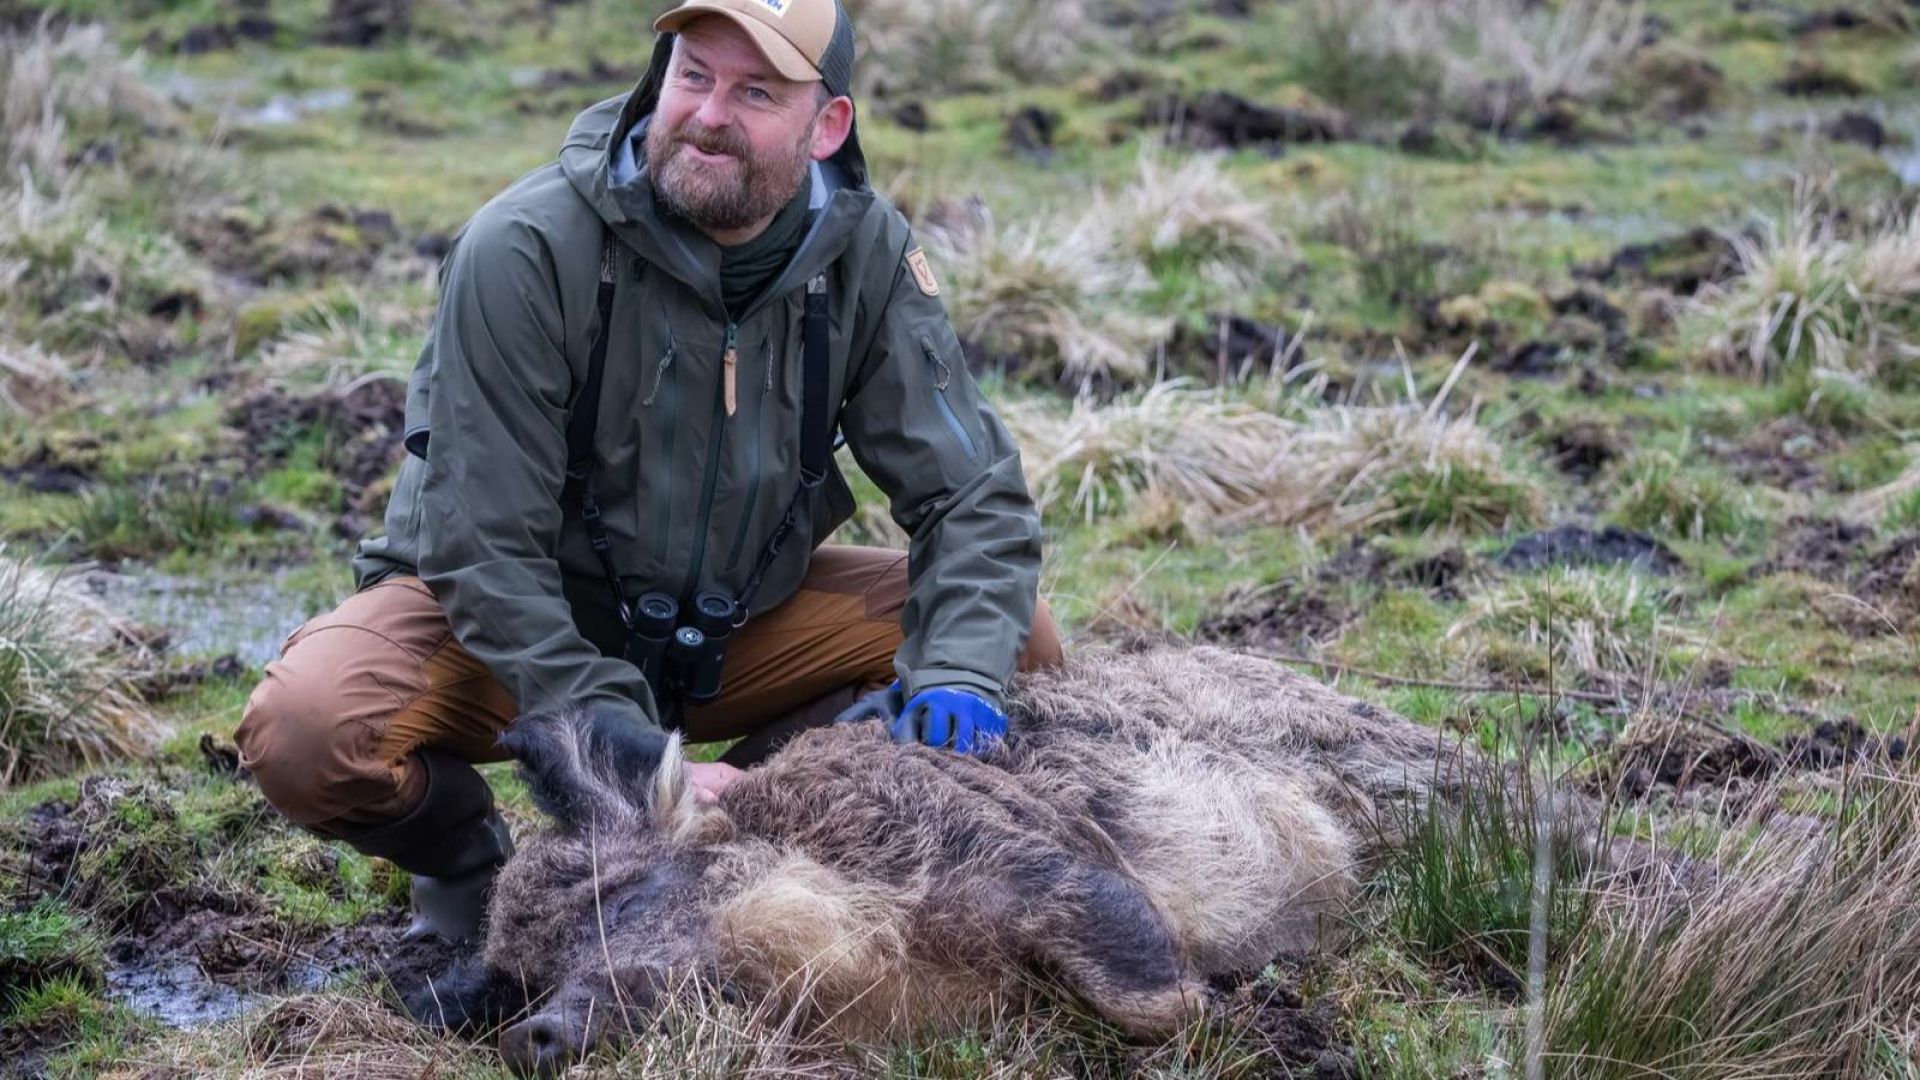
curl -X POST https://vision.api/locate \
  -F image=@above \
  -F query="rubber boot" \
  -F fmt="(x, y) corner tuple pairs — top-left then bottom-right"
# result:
(332, 749), (515, 945)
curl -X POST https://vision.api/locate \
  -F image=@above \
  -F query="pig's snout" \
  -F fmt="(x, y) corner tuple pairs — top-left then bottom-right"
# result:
(500, 1010), (586, 1078)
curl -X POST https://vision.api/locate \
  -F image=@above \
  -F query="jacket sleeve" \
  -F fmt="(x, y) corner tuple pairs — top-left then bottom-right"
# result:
(415, 212), (660, 731)
(839, 240), (1044, 706)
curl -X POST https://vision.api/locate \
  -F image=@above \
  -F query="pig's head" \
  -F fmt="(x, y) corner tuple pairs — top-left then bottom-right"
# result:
(419, 705), (739, 1077)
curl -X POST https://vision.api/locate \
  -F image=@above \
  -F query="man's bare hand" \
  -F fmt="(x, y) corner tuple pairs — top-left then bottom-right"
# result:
(685, 761), (744, 805)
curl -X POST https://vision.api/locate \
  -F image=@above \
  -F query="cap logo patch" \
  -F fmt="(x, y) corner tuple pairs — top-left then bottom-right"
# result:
(756, 0), (791, 15)
(906, 247), (940, 297)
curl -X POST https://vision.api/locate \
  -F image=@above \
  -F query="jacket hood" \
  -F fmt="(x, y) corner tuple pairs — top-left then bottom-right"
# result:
(559, 34), (870, 234)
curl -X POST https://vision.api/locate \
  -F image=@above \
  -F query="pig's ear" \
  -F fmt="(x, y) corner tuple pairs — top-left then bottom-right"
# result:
(648, 736), (735, 844)
(498, 704), (665, 832)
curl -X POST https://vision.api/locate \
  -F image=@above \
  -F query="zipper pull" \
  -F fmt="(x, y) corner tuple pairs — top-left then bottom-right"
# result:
(723, 322), (739, 418)
(920, 333), (952, 390)
(763, 335), (774, 393)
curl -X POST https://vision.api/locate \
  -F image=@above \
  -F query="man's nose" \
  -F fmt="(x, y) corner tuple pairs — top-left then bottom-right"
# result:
(692, 91), (732, 131)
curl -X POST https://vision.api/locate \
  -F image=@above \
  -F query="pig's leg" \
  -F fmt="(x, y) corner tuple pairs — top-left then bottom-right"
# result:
(982, 857), (1204, 1039)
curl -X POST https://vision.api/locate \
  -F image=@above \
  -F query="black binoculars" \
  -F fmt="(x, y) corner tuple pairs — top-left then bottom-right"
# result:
(624, 591), (738, 709)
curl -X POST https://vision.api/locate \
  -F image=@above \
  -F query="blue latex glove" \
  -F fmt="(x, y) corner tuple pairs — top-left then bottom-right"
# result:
(833, 681), (1007, 756)
(895, 686), (1007, 756)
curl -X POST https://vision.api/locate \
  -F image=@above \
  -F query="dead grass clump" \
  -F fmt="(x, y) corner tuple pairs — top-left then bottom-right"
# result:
(0, 337), (78, 414)
(1689, 191), (1920, 383)
(843, 0), (1096, 96)
(1006, 368), (1539, 536)
(1448, 567), (1671, 683)
(107, 993), (499, 1080)
(0, 552), (159, 785)
(3, 19), (175, 185)
(1103, 149), (1288, 294)
(1288, 0), (1645, 126)
(925, 206), (1169, 389)
(1544, 758), (1920, 1076)
(1004, 381), (1295, 528)
(1285, 398), (1542, 534)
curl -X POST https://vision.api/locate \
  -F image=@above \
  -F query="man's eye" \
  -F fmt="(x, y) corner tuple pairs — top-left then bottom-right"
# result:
(683, 69), (707, 84)
(745, 87), (770, 103)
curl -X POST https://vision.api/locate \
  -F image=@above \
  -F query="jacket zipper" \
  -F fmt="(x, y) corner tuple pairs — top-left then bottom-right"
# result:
(682, 320), (736, 602)
(922, 333), (979, 461)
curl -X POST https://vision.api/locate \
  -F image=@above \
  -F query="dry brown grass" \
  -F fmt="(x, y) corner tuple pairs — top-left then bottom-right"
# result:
(1543, 756), (1920, 1077)
(1689, 188), (1920, 382)
(1446, 566), (1678, 684)
(924, 205), (1170, 389)
(1004, 363), (1539, 536)
(1102, 149), (1288, 295)
(843, 0), (1100, 96)
(0, 552), (160, 785)
(0, 336), (77, 414)
(1293, 0), (1645, 124)
(2, 19), (174, 185)
(104, 994), (500, 1080)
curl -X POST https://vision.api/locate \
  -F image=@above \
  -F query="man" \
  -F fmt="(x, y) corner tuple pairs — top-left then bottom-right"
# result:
(235, 0), (1056, 945)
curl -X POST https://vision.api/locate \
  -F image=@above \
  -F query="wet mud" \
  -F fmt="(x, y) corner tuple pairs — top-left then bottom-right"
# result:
(4, 766), (451, 1054)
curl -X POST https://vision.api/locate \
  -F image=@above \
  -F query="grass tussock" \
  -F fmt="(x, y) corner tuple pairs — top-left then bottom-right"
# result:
(1608, 449), (1750, 541)
(844, 0), (1096, 96)
(0, 337), (79, 415)
(0, 553), (158, 785)
(925, 205), (1170, 389)
(929, 151), (1287, 388)
(3, 19), (175, 185)
(1366, 744), (1596, 994)
(1006, 369), (1539, 536)
(1689, 192), (1920, 383)
(1103, 149), (1288, 296)
(1449, 567), (1672, 684)
(1288, 0), (1645, 125)
(1544, 758), (1920, 1077)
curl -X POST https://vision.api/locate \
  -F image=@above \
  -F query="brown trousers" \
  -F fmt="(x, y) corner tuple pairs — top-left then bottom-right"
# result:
(235, 546), (1062, 831)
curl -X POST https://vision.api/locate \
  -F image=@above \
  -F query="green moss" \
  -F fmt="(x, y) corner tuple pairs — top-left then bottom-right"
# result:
(0, 903), (106, 997)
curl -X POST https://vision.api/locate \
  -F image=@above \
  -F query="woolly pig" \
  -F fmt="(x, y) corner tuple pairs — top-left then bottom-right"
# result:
(416, 646), (1464, 1077)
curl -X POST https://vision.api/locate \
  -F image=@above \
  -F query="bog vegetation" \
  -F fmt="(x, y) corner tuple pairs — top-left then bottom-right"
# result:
(1, 0), (1919, 1076)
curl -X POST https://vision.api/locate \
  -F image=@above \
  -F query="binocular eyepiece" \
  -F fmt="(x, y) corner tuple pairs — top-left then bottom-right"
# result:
(625, 591), (738, 711)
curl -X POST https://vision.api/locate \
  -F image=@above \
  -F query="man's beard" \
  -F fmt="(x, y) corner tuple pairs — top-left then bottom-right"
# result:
(645, 114), (814, 235)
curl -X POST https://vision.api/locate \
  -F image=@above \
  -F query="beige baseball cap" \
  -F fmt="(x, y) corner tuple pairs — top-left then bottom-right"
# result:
(653, 0), (856, 97)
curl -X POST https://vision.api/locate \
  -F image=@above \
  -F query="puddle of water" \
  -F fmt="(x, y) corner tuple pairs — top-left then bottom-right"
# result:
(159, 72), (356, 127)
(83, 567), (345, 665)
(1889, 146), (1920, 186)
(244, 87), (355, 127)
(1884, 105), (1920, 186)
(108, 959), (255, 1028)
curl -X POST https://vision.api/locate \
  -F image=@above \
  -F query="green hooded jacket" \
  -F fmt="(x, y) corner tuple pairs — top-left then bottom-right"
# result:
(352, 36), (1042, 736)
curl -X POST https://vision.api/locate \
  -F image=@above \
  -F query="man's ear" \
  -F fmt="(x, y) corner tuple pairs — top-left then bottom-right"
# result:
(809, 96), (853, 163)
